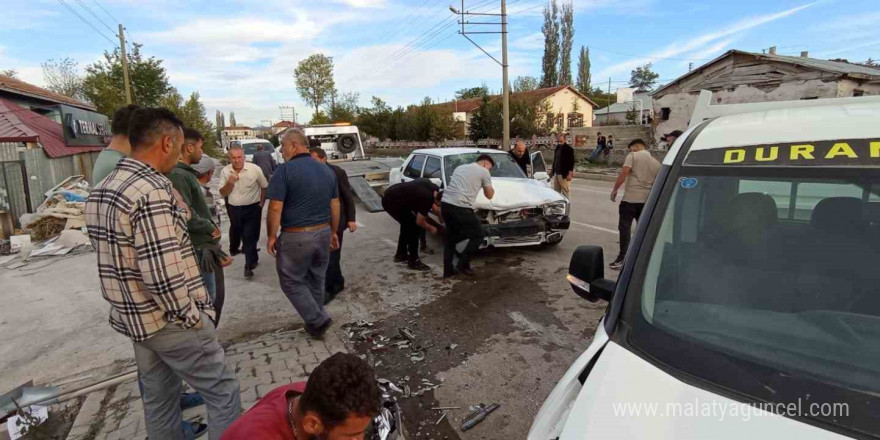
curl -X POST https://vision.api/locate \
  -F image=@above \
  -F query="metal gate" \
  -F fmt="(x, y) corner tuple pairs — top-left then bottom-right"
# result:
(0, 160), (32, 227)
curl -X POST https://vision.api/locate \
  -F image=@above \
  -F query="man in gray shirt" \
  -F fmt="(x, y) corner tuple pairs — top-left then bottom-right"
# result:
(441, 154), (495, 277)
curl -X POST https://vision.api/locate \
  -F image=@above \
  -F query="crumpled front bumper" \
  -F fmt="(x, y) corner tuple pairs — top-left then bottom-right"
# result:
(481, 215), (570, 248)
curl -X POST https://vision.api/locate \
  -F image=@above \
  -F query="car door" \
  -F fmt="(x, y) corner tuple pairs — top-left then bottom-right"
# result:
(400, 154), (427, 183)
(531, 151), (551, 184)
(422, 155), (443, 188)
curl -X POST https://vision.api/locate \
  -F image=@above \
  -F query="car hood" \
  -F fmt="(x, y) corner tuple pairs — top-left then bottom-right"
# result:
(555, 342), (845, 439)
(474, 177), (566, 211)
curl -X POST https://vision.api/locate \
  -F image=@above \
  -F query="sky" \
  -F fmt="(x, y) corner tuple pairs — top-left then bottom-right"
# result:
(1, 0), (878, 127)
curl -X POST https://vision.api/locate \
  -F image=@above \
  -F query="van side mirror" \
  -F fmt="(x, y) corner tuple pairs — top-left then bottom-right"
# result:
(567, 245), (616, 302)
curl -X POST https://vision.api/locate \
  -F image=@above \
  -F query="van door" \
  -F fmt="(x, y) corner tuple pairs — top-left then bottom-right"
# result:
(422, 156), (443, 188)
(401, 154), (426, 183)
(531, 151), (550, 184)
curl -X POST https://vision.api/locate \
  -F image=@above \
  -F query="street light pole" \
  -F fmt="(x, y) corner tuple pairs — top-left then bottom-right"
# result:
(501, 0), (509, 150)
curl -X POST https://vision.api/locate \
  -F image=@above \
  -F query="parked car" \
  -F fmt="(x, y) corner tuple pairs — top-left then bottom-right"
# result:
(529, 91), (880, 439)
(389, 148), (569, 247)
(230, 138), (283, 164)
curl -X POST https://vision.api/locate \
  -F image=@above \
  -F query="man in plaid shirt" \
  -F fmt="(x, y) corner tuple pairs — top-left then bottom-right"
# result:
(86, 108), (241, 440)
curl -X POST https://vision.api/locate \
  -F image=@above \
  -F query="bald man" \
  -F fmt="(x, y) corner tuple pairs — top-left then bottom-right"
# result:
(509, 140), (530, 176)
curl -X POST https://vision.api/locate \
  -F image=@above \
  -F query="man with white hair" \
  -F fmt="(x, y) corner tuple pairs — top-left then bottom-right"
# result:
(266, 128), (340, 338)
(219, 145), (268, 278)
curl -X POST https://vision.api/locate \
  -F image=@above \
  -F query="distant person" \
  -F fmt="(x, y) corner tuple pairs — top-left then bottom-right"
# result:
(219, 146), (268, 278)
(310, 147), (357, 304)
(193, 155), (221, 225)
(550, 134), (575, 198)
(220, 353), (382, 440)
(192, 154), (233, 327)
(85, 108), (240, 440)
(666, 130), (683, 148)
(91, 104), (139, 184)
(266, 128), (339, 338)
(382, 180), (441, 271)
(509, 140), (530, 176)
(252, 143), (277, 182)
(605, 135), (614, 156)
(441, 155), (494, 277)
(609, 139), (661, 270)
(587, 132), (609, 162)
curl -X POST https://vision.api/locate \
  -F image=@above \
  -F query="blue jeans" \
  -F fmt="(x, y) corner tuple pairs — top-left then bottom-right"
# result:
(276, 228), (332, 328)
(589, 146), (605, 161)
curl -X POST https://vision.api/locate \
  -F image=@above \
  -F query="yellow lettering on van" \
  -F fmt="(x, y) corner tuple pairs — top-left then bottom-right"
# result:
(755, 147), (779, 162)
(871, 141), (880, 158)
(825, 142), (858, 159)
(724, 149), (746, 163)
(790, 144), (815, 160)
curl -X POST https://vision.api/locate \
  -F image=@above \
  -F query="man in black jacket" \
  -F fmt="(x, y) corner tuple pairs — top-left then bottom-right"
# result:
(550, 133), (575, 199)
(310, 147), (357, 303)
(253, 143), (277, 182)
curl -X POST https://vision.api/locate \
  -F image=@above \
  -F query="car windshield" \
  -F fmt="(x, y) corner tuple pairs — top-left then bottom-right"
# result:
(242, 142), (274, 155)
(444, 152), (526, 181)
(622, 164), (880, 434)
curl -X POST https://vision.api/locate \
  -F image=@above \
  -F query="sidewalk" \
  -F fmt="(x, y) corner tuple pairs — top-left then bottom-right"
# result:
(65, 327), (347, 440)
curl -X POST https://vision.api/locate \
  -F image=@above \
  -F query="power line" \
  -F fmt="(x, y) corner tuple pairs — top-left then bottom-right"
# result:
(72, 0), (118, 36)
(89, 0), (119, 24)
(361, 14), (457, 77)
(370, 18), (459, 77)
(55, 0), (116, 46)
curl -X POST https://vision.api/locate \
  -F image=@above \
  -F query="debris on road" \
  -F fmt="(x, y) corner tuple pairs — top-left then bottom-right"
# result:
(431, 406), (460, 411)
(461, 403), (500, 432)
(434, 411), (448, 426)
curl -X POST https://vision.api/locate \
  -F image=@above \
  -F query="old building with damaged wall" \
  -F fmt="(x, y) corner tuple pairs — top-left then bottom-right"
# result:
(652, 49), (880, 144)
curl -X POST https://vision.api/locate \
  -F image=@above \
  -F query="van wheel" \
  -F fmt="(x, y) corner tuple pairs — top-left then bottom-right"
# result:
(337, 134), (358, 154)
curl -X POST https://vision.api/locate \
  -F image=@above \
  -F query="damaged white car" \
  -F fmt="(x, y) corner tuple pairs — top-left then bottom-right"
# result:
(389, 148), (570, 247)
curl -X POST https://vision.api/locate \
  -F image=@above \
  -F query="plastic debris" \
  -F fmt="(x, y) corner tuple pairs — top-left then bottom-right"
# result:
(434, 411), (448, 426)
(461, 403), (500, 431)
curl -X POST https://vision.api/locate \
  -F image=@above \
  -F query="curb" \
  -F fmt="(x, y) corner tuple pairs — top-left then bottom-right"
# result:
(573, 172), (617, 182)
(64, 389), (108, 440)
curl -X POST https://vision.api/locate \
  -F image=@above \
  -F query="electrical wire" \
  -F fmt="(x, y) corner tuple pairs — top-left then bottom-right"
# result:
(89, 0), (119, 24)
(55, 0), (116, 46)
(72, 0), (118, 36)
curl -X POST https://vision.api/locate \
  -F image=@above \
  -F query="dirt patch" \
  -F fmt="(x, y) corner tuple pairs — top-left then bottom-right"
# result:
(347, 257), (565, 439)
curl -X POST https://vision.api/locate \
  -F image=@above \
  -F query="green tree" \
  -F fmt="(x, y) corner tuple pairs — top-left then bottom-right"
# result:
(625, 104), (639, 125)
(558, 1), (574, 85)
(455, 84), (489, 100)
(576, 46), (591, 96)
(540, 0), (560, 88)
(160, 90), (221, 157)
(355, 96), (393, 140)
(327, 91), (360, 122)
(42, 58), (84, 101)
(229, 112), (237, 127)
(82, 43), (171, 117)
(1, 69), (17, 78)
(295, 54), (335, 115)
(214, 110), (225, 142)
(310, 110), (331, 125)
(513, 76), (539, 92)
(630, 63), (660, 92)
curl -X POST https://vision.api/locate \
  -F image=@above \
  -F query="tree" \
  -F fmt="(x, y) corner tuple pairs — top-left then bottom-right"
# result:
(576, 46), (591, 96)
(2, 69), (18, 78)
(629, 63), (660, 92)
(82, 43), (171, 117)
(327, 91), (360, 122)
(215, 110), (225, 129)
(455, 84), (489, 100)
(355, 96), (393, 140)
(229, 112), (237, 127)
(864, 58), (877, 66)
(310, 110), (331, 125)
(558, 1), (574, 85)
(513, 76), (539, 93)
(540, 0), (560, 88)
(42, 58), (84, 101)
(625, 104), (639, 125)
(295, 54), (335, 115)
(160, 90), (222, 157)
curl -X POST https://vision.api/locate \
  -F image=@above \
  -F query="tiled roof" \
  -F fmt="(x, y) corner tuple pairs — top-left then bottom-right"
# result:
(432, 85), (599, 113)
(0, 98), (103, 158)
(0, 74), (95, 111)
(273, 121), (298, 128)
(223, 126), (253, 130)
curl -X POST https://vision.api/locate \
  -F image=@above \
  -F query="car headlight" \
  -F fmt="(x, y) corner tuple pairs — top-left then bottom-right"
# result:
(543, 201), (568, 216)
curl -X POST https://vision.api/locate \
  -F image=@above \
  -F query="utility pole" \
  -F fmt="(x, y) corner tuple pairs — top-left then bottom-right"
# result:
(118, 24), (132, 104)
(452, 1), (509, 149)
(607, 77), (611, 117)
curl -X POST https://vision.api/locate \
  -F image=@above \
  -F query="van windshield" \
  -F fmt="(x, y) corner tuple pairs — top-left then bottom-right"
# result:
(623, 166), (880, 434)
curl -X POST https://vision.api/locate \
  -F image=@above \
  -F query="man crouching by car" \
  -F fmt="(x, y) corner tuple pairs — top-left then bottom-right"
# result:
(441, 154), (495, 278)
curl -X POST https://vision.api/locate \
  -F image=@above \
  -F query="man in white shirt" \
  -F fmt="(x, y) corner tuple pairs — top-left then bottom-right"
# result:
(219, 146), (268, 278)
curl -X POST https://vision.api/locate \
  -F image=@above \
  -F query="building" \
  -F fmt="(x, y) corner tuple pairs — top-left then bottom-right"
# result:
(433, 85), (598, 137)
(272, 120), (299, 135)
(594, 92), (653, 125)
(653, 49), (880, 143)
(0, 74), (109, 226)
(220, 125), (254, 148)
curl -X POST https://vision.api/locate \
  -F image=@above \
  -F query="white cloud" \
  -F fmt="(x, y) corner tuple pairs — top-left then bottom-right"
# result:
(676, 38), (736, 70)
(511, 32), (544, 51)
(816, 39), (880, 58)
(331, 0), (387, 8)
(595, 2), (815, 79)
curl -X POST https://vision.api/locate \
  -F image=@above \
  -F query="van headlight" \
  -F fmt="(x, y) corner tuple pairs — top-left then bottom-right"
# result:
(543, 201), (568, 216)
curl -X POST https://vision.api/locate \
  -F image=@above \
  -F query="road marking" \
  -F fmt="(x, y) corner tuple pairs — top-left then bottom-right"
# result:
(569, 186), (608, 194)
(571, 220), (617, 235)
(381, 238), (397, 247)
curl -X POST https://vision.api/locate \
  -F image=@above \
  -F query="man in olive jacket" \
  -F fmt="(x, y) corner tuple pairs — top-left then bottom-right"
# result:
(168, 128), (222, 305)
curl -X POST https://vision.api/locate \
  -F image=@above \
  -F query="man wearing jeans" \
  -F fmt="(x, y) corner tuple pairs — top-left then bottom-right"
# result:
(609, 139), (661, 270)
(266, 128), (340, 338)
(441, 155), (495, 278)
(219, 146), (268, 278)
(86, 108), (240, 440)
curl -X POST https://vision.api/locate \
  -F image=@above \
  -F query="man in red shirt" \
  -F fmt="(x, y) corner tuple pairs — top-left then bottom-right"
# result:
(222, 353), (382, 439)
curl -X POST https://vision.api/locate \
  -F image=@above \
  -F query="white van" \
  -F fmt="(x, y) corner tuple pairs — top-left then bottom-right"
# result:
(230, 138), (283, 164)
(303, 123), (366, 160)
(529, 91), (880, 439)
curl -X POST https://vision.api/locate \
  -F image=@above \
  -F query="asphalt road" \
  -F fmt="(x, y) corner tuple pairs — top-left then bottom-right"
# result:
(0, 177), (622, 439)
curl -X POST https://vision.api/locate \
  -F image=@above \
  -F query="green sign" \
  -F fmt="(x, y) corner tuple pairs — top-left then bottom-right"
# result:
(60, 104), (111, 147)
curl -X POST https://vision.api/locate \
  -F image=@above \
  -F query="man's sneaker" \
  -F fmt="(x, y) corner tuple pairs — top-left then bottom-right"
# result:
(408, 260), (431, 271)
(393, 253), (407, 263)
(229, 249), (241, 256)
(244, 266), (254, 278)
(456, 265), (476, 276)
(421, 246), (435, 255)
(609, 258), (625, 270)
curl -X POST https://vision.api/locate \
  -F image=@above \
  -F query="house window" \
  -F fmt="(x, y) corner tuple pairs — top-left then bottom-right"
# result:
(546, 113), (555, 128)
(567, 112), (584, 128)
(854, 89), (865, 97)
(556, 113), (564, 128)
(661, 108), (671, 121)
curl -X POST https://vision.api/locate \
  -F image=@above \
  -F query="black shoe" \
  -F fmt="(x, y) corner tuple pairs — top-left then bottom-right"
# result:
(443, 268), (460, 278)
(393, 253), (407, 263)
(408, 260), (431, 271)
(244, 266), (254, 278)
(609, 258), (624, 270)
(421, 246), (435, 255)
(457, 265), (475, 276)
(229, 249), (241, 256)
(306, 318), (332, 339)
